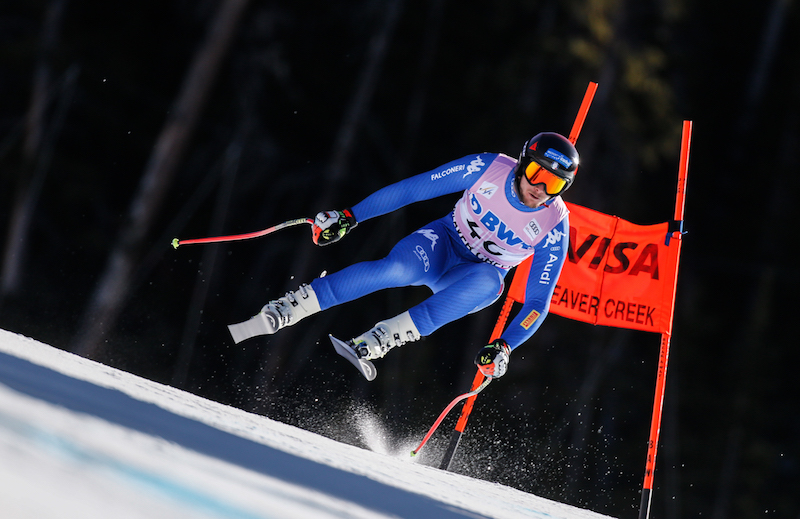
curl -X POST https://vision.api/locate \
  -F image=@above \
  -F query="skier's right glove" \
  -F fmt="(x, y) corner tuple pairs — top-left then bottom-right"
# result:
(475, 339), (511, 378)
(312, 209), (358, 246)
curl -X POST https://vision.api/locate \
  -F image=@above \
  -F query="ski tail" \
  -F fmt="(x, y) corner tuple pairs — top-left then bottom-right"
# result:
(227, 313), (275, 344)
(329, 335), (377, 381)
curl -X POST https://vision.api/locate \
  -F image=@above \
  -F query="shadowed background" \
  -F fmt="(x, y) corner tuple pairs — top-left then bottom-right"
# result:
(1, 1), (798, 517)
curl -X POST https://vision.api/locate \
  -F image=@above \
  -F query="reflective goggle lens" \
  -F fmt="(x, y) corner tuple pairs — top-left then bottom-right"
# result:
(524, 161), (567, 195)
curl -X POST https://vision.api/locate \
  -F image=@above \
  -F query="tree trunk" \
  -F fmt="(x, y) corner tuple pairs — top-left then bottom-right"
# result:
(246, 0), (404, 394)
(72, 0), (251, 357)
(1, 0), (69, 297)
(171, 136), (244, 387)
(711, 1), (790, 515)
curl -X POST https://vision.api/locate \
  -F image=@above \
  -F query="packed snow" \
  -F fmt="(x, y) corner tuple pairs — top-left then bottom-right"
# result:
(0, 328), (615, 519)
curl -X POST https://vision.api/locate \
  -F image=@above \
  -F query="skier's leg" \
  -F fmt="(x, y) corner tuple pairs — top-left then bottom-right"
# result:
(351, 262), (505, 360)
(311, 225), (445, 310)
(408, 262), (506, 336)
(230, 222), (448, 343)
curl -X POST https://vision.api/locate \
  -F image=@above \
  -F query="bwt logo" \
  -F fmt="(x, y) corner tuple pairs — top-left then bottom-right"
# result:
(568, 228), (660, 279)
(467, 193), (530, 250)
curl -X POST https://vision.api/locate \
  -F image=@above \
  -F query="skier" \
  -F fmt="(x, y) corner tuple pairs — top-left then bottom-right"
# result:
(229, 132), (577, 380)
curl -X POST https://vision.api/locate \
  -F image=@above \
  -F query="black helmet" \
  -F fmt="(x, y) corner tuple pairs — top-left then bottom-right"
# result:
(517, 132), (579, 195)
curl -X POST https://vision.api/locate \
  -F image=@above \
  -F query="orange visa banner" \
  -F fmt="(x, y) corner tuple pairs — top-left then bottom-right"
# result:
(548, 202), (681, 334)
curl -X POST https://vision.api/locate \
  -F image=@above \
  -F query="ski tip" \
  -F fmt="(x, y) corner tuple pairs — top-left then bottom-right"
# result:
(171, 238), (180, 249)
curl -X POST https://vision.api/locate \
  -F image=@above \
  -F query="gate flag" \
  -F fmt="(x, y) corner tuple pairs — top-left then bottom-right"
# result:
(548, 202), (680, 335)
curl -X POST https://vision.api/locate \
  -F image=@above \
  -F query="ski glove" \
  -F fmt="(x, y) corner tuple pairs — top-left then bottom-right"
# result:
(312, 209), (358, 246)
(475, 339), (511, 378)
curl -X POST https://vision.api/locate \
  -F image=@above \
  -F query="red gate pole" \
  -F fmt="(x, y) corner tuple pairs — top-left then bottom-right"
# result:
(638, 120), (692, 519)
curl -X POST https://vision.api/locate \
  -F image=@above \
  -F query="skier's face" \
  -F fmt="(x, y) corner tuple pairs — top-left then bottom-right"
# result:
(518, 178), (550, 208)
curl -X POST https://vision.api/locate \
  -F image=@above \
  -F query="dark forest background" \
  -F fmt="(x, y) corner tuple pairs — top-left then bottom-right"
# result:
(1, 1), (798, 517)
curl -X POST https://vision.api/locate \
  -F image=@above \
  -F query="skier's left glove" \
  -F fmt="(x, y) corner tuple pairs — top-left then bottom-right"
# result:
(312, 209), (358, 246)
(475, 339), (511, 378)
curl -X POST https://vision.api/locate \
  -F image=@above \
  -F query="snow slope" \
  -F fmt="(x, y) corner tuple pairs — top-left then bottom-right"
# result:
(0, 328), (615, 519)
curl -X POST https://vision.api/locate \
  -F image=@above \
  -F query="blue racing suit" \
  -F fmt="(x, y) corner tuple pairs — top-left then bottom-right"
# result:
(310, 153), (568, 350)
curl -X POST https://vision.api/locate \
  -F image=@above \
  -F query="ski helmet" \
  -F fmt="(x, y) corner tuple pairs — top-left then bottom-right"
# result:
(517, 132), (579, 196)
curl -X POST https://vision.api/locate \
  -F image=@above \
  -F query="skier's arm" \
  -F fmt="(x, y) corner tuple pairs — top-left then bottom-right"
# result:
(500, 216), (569, 350)
(349, 153), (496, 222)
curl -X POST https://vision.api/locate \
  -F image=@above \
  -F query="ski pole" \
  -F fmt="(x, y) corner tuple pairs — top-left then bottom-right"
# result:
(410, 377), (492, 457)
(171, 217), (313, 248)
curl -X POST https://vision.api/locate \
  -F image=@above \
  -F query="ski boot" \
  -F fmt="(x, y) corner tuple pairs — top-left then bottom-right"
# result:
(351, 311), (421, 360)
(228, 284), (320, 343)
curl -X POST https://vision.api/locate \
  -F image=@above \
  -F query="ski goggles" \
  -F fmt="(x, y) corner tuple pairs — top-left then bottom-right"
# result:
(523, 160), (568, 196)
